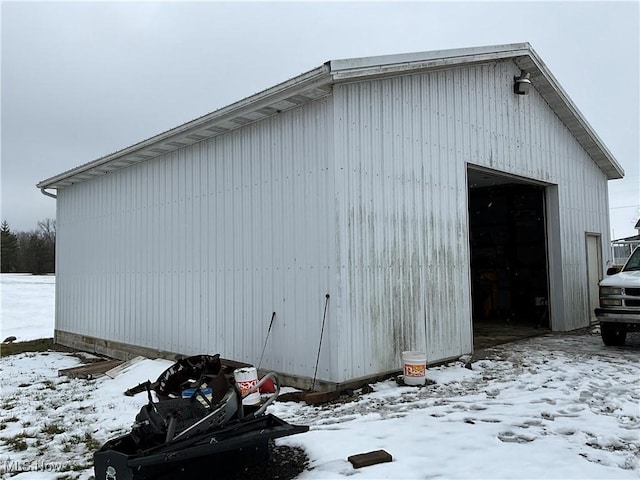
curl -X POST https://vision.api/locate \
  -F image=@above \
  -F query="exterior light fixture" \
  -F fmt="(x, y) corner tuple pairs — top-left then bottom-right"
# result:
(514, 71), (531, 95)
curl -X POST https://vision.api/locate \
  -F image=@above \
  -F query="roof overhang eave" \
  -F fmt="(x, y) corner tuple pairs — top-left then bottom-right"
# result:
(513, 51), (624, 180)
(37, 63), (333, 191)
(328, 43), (534, 82)
(38, 43), (625, 192)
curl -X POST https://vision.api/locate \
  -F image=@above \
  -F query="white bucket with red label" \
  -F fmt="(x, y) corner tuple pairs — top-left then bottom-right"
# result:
(402, 351), (427, 386)
(233, 367), (261, 405)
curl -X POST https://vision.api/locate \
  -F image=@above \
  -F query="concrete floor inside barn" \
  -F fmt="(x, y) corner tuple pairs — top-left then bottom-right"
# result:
(473, 321), (550, 350)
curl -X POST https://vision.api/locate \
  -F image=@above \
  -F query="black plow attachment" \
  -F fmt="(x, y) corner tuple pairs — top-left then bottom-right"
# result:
(95, 365), (308, 480)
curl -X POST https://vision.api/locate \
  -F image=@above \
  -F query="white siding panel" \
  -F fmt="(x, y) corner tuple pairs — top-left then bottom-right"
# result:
(330, 59), (610, 379)
(56, 97), (335, 381)
(332, 72), (472, 382)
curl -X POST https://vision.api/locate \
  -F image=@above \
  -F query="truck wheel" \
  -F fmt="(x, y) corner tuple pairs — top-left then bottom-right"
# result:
(601, 324), (627, 346)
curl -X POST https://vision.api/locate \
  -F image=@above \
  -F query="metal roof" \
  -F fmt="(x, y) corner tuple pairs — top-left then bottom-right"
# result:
(37, 42), (624, 192)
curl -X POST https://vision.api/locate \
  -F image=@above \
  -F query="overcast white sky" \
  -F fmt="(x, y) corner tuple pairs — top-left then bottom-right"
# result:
(1, 1), (639, 239)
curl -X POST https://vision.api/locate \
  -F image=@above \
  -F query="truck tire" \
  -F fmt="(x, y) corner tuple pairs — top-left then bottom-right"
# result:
(600, 323), (627, 346)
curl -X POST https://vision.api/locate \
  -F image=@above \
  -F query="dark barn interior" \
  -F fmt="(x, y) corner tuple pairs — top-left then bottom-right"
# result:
(467, 169), (550, 349)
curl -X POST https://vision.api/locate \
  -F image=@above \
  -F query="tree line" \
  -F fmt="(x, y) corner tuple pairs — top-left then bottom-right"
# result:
(1, 219), (56, 274)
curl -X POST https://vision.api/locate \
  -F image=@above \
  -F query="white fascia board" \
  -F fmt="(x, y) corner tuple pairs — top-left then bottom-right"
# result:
(329, 43), (533, 71)
(37, 64), (332, 190)
(329, 43), (532, 79)
(516, 49), (624, 180)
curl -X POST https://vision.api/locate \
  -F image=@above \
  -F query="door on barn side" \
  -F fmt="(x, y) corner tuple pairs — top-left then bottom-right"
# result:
(585, 233), (603, 326)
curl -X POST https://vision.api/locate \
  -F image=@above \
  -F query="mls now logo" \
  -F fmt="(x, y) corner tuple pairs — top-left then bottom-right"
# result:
(1, 459), (64, 473)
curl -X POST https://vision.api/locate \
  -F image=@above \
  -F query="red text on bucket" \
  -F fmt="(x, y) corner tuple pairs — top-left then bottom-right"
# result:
(404, 364), (426, 377)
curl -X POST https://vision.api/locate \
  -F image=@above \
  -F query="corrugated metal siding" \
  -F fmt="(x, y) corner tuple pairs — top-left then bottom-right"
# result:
(330, 59), (610, 379)
(556, 157), (610, 330)
(57, 58), (610, 385)
(332, 70), (472, 381)
(56, 97), (336, 381)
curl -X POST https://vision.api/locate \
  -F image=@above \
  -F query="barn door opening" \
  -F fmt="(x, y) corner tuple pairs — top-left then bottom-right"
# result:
(467, 167), (550, 349)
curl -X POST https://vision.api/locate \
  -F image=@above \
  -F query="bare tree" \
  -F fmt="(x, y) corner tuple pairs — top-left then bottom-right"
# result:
(38, 218), (56, 246)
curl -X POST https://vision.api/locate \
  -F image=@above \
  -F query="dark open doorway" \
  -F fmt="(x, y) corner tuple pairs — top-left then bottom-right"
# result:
(467, 167), (550, 349)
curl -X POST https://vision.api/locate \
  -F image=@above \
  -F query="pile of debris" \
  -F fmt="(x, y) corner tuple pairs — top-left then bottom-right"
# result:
(93, 354), (309, 480)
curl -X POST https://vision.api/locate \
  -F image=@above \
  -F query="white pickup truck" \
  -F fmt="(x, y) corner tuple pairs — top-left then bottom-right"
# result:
(595, 246), (640, 346)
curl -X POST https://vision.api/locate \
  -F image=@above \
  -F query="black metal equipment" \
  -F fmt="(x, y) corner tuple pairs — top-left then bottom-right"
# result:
(124, 354), (222, 399)
(94, 370), (308, 480)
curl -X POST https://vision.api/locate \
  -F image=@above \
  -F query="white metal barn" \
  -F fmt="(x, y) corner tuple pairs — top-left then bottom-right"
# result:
(39, 43), (623, 390)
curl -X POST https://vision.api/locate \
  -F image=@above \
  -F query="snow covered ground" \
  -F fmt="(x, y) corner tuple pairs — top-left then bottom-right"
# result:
(0, 275), (55, 342)
(0, 274), (638, 479)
